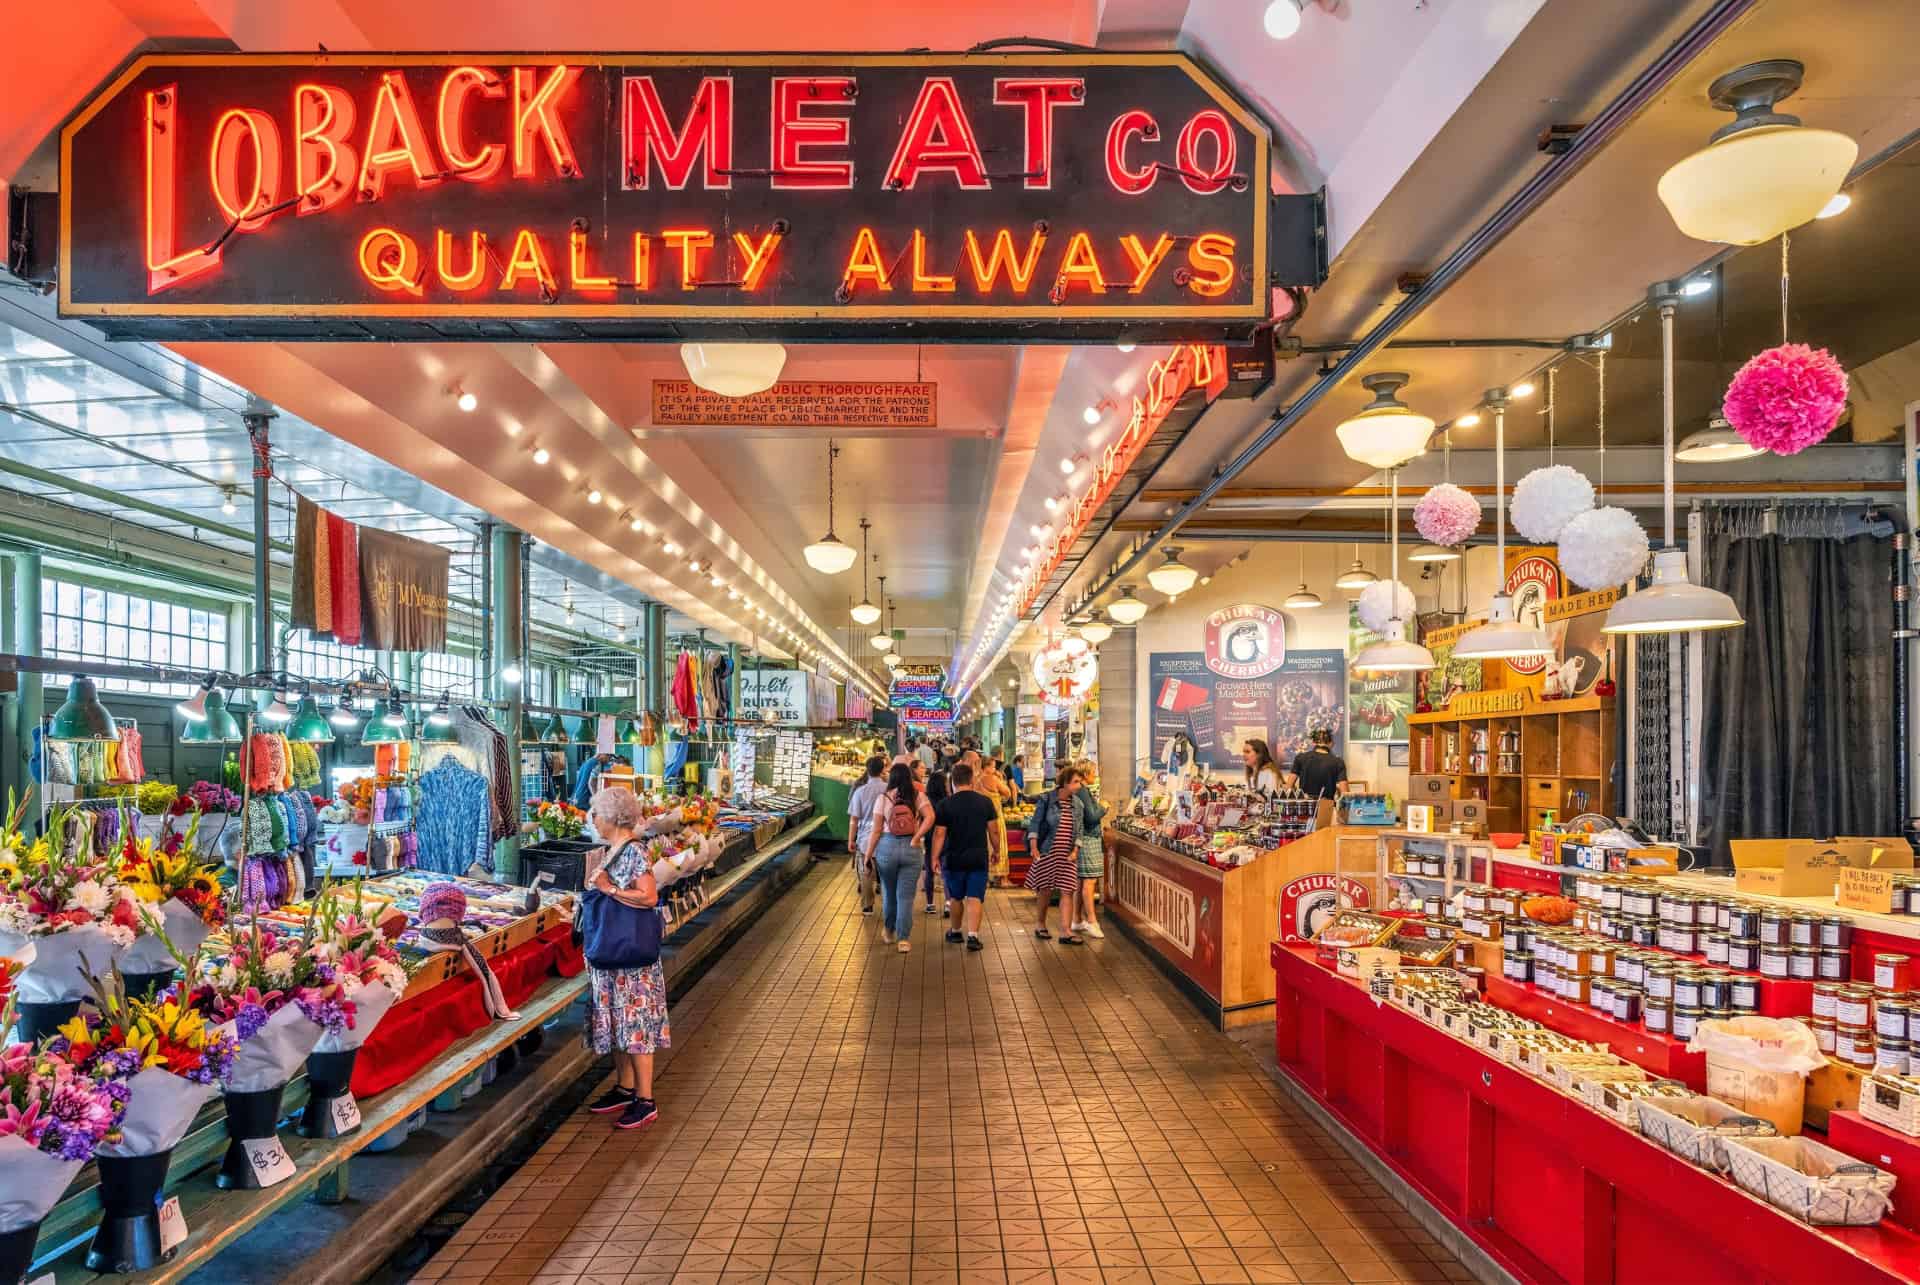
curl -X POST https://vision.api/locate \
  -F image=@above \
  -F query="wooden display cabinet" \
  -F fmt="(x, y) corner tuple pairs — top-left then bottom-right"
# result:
(1408, 694), (1614, 832)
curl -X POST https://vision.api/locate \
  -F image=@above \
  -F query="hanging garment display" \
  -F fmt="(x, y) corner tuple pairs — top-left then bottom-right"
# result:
(595, 714), (617, 755)
(116, 725), (145, 781)
(671, 652), (698, 725)
(328, 512), (363, 646)
(416, 757), (492, 875)
(711, 653), (733, 722)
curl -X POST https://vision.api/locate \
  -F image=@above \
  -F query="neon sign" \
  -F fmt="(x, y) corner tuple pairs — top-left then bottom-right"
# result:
(60, 53), (1321, 341)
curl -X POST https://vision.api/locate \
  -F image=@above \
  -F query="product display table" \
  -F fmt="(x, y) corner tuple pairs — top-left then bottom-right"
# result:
(1271, 943), (1920, 1283)
(808, 769), (860, 843)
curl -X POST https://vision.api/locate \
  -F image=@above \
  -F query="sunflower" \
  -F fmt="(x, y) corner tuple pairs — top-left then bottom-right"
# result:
(188, 872), (222, 897)
(0, 860), (20, 887)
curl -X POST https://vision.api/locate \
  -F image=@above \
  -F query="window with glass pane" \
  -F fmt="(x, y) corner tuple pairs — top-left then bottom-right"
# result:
(419, 649), (478, 696)
(528, 667), (551, 707)
(40, 579), (230, 698)
(281, 631), (380, 686)
(566, 669), (598, 704)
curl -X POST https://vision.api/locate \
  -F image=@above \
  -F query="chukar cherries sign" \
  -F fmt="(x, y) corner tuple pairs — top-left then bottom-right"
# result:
(57, 52), (1322, 341)
(1203, 603), (1286, 679)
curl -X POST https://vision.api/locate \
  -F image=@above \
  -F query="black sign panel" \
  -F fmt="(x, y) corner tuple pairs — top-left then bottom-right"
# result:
(59, 52), (1304, 342)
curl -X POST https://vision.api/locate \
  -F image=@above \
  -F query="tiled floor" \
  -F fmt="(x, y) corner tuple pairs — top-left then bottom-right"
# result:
(409, 863), (1475, 1285)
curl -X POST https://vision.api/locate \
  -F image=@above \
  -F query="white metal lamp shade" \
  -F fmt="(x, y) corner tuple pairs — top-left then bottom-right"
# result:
(1675, 417), (1767, 463)
(1602, 548), (1745, 634)
(1335, 372), (1435, 469)
(1334, 559), (1378, 591)
(870, 631), (893, 651)
(1146, 546), (1199, 598)
(1451, 592), (1554, 660)
(1079, 620), (1113, 646)
(883, 652), (903, 668)
(1407, 543), (1462, 563)
(1353, 619), (1435, 672)
(851, 599), (882, 626)
(1107, 586), (1150, 624)
(1284, 584), (1322, 610)
(1656, 61), (1857, 246)
(680, 342), (787, 396)
(803, 533), (858, 574)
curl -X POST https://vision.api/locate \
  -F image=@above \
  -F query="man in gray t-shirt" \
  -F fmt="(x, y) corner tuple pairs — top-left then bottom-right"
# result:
(846, 756), (887, 914)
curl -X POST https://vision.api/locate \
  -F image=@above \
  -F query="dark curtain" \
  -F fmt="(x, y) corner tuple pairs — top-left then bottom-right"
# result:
(1697, 530), (1894, 865)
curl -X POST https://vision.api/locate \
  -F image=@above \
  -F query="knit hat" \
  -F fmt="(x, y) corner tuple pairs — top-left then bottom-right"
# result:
(417, 880), (467, 929)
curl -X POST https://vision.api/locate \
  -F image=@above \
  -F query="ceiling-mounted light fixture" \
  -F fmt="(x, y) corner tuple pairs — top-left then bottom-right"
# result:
(177, 674), (217, 721)
(455, 388), (478, 413)
(802, 440), (859, 574)
(1147, 546), (1199, 599)
(1676, 415), (1767, 463)
(851, 521), (882, 625)
(1080, 620), (1114, 646)
(1107, 585), (1149, 625)
(1263, 0), (1305, 38)
(1454, 388), (1555, 661)
(220, 488), (238, 517)
(287, 691), (335, 743)
(680, 342), (787, 397)
(1283, 545), (1322, 609)
(1658, 59), (1857, 246)
(1353, 467), (1434, 672)
(181, 688), (243, 743)
(48, 677), (118, 742)
(1334, 546), (1377, 592)
(1335, 371), (1435, 469)
(1407, 543), (1462, 564)
(260, 689), (293, 726)
(329, 693), (361, 729)
(531, 446), (551, 466)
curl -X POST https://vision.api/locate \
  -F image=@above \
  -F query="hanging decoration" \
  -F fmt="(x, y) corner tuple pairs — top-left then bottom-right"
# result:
(1413, 483), (1480, 547)
(1355, 579), (1416, 635)
(1558, 507), (1651, 590)
(1723, 232), (1848, 455)
(1511, 465), (1595, 543)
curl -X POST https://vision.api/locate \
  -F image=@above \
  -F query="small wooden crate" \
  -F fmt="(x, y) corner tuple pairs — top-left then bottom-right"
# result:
(1858, 1074), (1920, 1137)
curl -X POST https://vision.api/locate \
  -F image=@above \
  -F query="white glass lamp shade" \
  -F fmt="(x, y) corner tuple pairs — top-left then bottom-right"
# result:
(1107, 587), (1150, 625)
(1146, 546), (1199, 598)
(851, 600), (882, 626)
(1676, 418), (1767, 463)
(870, 632), (893, 651)
(803, 532), (858, 574)
(1407, 543), (1462, 563)
(1352, 619), (1435, 672)
(1335, 373), (1435, 469)
(1452, 592), (1554, 660)
(1659, 123), (1856, 246)
(883, 652), (903, 668)
(1603, 549), (1745, 634)
(1061, 634), (1089, 657)
(1078, 620), (1113, 645)
(680, 342), (787, 397)
(1334, 560), (1378, 591)
(1283, 585), (1323, 610)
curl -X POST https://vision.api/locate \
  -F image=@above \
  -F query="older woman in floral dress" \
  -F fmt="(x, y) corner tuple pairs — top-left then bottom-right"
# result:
(583, 786), (669, 1130)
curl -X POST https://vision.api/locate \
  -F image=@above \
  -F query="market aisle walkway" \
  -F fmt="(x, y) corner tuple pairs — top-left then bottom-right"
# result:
(408, 865), (1474, 1285)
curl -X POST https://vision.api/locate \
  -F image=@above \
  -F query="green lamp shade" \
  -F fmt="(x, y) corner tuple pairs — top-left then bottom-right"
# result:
(420, 713), (459, 743)
(360, 715), (405, 745)
(541, 714), (570, 744)
(49, 677), (118, 741)
(621, 718), (644, 744)
(519, 714), (542, 744)
(181, 689), (243, 743)
(287, 695), (336, 743)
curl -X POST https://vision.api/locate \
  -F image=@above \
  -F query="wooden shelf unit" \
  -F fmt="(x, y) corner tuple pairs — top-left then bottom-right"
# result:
(1409, 694), (1614, 831)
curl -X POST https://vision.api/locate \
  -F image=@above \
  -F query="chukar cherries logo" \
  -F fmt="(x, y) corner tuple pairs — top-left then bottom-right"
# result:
(1203, 604), (1286, 679)
(1503, 556), (1562, 676)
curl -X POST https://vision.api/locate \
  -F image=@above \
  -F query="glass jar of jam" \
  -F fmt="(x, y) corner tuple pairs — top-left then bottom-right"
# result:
(1644, 994), (1673, 1034)
(1624, 885), (1655, 917)
(1673, 971), (1705, 1008)
(1837, 986), (1875, 1028)
(1589, 944), (1614, 977)
(1700, 972), (1734, 1010)
(1634, 918), (1660, 948)
(1877, 1037), (1910, 1076)
(1615, 952), (1644, 987)
(1732, 976), (1762, 1011)
(1811, 1018), (1836, 1054)
(1758, 910), (1790, 946)
(1464, 888), (1488, 914)
(1458, 966), (1486, 995)
(1703, 932), (1730, 966)
(1726, 937), (1761, 972)
(1715, 900), (1734, 932)
(1672, 1005), (1706, 1042)
(1645, 963), (1675, 1001)
(1818, 949), (1850, 982)
(1813, 983), (1840, 1020)
(1837, 1024), (1876, 1068)
(1503, 924), (1532, 954)
(1590, 979), (1614, 1014)
(1875, 953), (1912, 991)
(1505, 951), (1534, 983)
(1789, 915), (1819, 947)
(1662, 925), (1699, 955)
(1726, 904), (1760, 938)
(1759, 943), (1793, 979)
(1613, 985), (1644, 1025)
(1790, 947), (1819, 981)
(1876, 997), (1910, 1042)
(1819, 915), (1853, 950)
(1600, 882), (1622, 912)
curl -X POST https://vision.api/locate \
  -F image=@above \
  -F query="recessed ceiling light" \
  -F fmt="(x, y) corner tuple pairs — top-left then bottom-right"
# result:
(1263, 0), (1304, 38)
(1082, 405), (1102, 426)
(586, 487), (602, 505)
(1044, 495), (1061, 512)
(456, 390), (478, 413)
(531, 446), (551, 465)
(629, 516), (644, 532)
(1116, 340), (1136, 354)
(1059, 457), (1079, 475)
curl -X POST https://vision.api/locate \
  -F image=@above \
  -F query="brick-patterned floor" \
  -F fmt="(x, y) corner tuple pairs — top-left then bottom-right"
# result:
(409, 864), (1475, 1285)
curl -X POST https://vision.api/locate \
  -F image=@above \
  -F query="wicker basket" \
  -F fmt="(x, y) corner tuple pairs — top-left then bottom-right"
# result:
(1723, 1135), (1896, 1225)
(1636, 1095), (1776, 1171)
(1858, 1074), (1920, 1137)
(1585, 1079), (1690, 1129)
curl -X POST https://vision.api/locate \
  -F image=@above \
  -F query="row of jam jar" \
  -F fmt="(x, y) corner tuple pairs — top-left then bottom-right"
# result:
(1577, 874), (1857, 947)
(1505, 924), (1761, 1035)
(1812, 983), (1918, 1073)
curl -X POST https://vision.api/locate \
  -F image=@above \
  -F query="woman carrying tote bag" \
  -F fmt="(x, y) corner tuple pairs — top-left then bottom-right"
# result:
(581, 787), (670, 1131)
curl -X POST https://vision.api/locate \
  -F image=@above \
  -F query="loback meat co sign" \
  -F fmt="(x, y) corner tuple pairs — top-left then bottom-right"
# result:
(58, 52), (1322, 342)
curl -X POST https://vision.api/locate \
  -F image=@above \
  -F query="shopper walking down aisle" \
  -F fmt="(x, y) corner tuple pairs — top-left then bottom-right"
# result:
(846, 754), (887, 915)
(922, 754), (951, 917)
(932, 762), (999, 951)
(1072, 759), (1107, 939)
(582, 787), (670, 1130)
(1026, 767), (1088, 944)
(866, 761), (935, 953)
(978, 754), (1014, 888)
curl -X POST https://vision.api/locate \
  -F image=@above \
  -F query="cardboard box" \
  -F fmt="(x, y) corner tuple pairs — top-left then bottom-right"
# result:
(1454, 799), (1489, 833)
(1336, 946), (1400, 981)
(1405, 804), (1438, 833)
(1839, 866), (1900, 914)
(1407, 774), (1457, 802)
(1730, 838), (1902, 899)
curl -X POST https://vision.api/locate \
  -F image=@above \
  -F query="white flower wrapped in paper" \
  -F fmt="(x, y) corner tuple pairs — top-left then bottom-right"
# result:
(312, 979), (399, 1055)
(119, 898), (214, 975)
(0, 1136), (86, 1233)
(218, 1004), (325, 1094)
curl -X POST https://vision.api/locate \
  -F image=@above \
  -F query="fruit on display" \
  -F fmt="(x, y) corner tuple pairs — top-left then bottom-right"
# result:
(1522, 894), (1577, 925)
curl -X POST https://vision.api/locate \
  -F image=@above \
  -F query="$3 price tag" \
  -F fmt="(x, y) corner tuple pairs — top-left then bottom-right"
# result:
(330, 1094), (362, 1133)
(157, 1196), (189, 1253)
(245, 1136), (297, 1186)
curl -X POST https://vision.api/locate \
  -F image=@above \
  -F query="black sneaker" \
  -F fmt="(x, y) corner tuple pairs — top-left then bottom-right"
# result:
(616, 1097), (659, 1130)
(966, 935), (983, 951)
(942, 906), (951, 919)
(945, 930), (964, 944)
(588, 1088), (632, 1114)
(862, 905), (873, 916)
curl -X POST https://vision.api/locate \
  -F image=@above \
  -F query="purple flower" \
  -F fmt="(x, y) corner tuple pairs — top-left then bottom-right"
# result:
(234, 1003), (270, 1043)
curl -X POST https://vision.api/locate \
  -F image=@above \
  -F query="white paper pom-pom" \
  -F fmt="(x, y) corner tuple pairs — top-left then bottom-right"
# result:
(1356, 579), (1416, 634)
(1511, 465), (1595, 543)
(1557, 506), (1650, 590)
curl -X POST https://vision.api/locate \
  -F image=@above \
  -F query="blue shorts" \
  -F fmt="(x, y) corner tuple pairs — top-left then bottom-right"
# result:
(944, 867), (989, 902)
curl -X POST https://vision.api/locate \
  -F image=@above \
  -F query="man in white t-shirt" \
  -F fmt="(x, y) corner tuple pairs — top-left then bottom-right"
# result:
(846, 755), (888, 915)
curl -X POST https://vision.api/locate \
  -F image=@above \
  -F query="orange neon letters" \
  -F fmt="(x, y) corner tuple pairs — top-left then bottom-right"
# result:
(144, 85), (221, 293)
(436, 229), (487, 290)
(293, 83), (357, 215)
(731, 230), (783, 291)
(661, 229), (714, 288)
(497, 228), (555, 293)
(357, 71), (440, 201)
(883, 77), (988, 190)
(209, 108), (283, 231)
(358, 227), (422, 294)
(1055, 231), (1107, 294)
(962, 228), (1044, 294)
(631, 233), (654, 291)
(622, 75), (732, 189)
(436, 66), (506, 183)
(513, 65), (583, 179)
(569, 225), (617, 291)
(1185, 233), (1237, 296)
(771, 77), (854, 189)
(1118, 232), (1175, 293)
(842, 227), (892, 292)
(910, 230), (955, 292)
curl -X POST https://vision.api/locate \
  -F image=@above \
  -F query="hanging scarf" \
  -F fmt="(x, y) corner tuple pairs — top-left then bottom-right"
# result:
(419, 924), (520, 1021)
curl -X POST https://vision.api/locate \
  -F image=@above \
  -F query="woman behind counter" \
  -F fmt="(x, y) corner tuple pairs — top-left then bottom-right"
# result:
(583, 786), (670, 1131)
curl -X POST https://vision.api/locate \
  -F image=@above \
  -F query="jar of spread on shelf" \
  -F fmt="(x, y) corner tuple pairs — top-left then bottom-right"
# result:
(1645, 963), (1675, 1002)
(1812, 983), (1841, 1020)
(1458, 965), (1486, 995)
(1700, 971), (1734, 1011)
(1613, 985), (1644, 1025)
(1588, 943), (1614, 978)
(1599, 881), (1623, 913)
(1789, 946), (1819, 981)
(1614, 952), (1644, 987)
(1590, 978), (1614, 1014)
(1836, 1024), (1876, 1068)
(1504, 951), (1534, 983)
(1789, 915), (1820, 948)
(1726, 936), (1762, 972)
(1644, 992), (1673, 1034)
(1714, 899), (1735, 932)
(1758, 910), (1791, 947)
(1503, 923), (1532, 955)
(1818, 949), (1850, 982)
(1623, 884), (1656, 917)
(1836, 985), (1875, 1029)
(1633, 918), (1661, 949)
(1875, 953), (1912, 991)
(1877, 1037), (1911, 1076)
(1703, 932), (1730, 966)
(1811, 1017), (1836, 1054)
(1732, 976), (1763, 1012)
(1661, 924), (1699, 955)
(1463, 887), (1489, 914)
(1759, 943), (1794, 979)
(1671, 1005), (1706, 1042)
(1725, 903), (1761, 939)
(1819, 915), (1853, 951)
(1876, 996), (1910, 1043)
(1673, 971), (1705, 1009)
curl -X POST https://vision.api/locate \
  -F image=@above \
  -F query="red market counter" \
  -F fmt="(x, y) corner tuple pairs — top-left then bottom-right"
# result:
(1270, 943), (1920, 1284)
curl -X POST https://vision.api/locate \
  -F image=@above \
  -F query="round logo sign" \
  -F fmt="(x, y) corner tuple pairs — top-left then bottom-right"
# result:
(1502, 555), (1561, 675)
(1204, 603), (1287, 679)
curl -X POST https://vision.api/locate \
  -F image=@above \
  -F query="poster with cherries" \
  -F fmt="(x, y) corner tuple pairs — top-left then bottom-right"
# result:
(1147, 649), (1345, 773)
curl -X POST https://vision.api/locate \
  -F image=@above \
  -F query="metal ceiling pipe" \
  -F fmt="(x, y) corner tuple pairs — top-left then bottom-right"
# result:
(1063, 0), (1758, 616)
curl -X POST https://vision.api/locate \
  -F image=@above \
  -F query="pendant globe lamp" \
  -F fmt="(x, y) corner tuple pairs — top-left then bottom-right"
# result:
(1657, 60), (1856, 246)
(48, 677), (117, 741)
(1605, 283), (1745, 634)
(1107, 584), (1150, 625)
(1335, 372), (1436, 469)
(1453, 389), (1556, 661)
(1353, 470), (1435, 672)
(680, 342), (786, 397)
(802, 440), (859, 574)
(287, 690), (336, 743)
(1334, 545), (1377, 592)
(870, 575), (893, 650)
(1146, 546), (1199, 599)
(1079, 619), (1113, 646)
(1284, 546), (1322, 610)
(851, 521), (882, 625)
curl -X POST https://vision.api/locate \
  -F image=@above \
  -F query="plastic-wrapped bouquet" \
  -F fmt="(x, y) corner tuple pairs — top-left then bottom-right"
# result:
(0, 805), (142, 1018)
(117, 821), (228, 980)
(297, 884), (414, 1140)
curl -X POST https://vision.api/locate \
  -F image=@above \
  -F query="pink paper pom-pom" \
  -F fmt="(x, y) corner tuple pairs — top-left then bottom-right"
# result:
(1413, 483), (1480, 547)
(1722, 342), (1848, 456)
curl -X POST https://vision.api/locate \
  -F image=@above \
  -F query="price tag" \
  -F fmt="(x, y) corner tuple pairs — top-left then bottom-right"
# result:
(329, 1094), (362, 1133)
(245, 1136), (298, 1186)
(157, 1196), (188, 1253)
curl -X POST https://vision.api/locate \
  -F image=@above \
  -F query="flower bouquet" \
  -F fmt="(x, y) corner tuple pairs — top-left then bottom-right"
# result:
(51, 971), (237, 1272)
(534, 801), (586, 840)
(178, 922), (345, 1190)
(116, 820), (228, 1000)
(297, 883), (411, 1139)
(0, 1002), (129, 1282)
(0, 801), (141, 1041)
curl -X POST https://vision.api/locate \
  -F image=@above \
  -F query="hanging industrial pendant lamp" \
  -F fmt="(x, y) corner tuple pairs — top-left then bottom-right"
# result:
(1676, 416), (1766, 463)
(1657, 60), (1857, 247)
(1606, 282), (1745, 634)
(1079, 619), (1114, 646)
(851, 521), (882, 625)
(1283, 545), (1322, 609)
(1334, 372), (1436, 469)
(176, 673), (216, 721)
(1146, 545), (1199, 598)
(1106, 584), (1150, 624)
(802, 440), (859, 574)
(870, 574), (893, 650)
(360, 695), (409, 744)
(420, 694), (459, 744)
(1334, 545), (1377, 592)
(1453, 389), (1556, 661)
(181, 687), (243, 743)
(1407, 543), (1462, 564)
(287, 690), (336, 743)
(680, 342), (786, 397)
(48, 677), (118, 741)
(1353, 470), (1434, 672)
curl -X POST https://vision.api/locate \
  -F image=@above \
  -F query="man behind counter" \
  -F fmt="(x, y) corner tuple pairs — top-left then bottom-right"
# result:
(1289, 728), (1348, 801)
